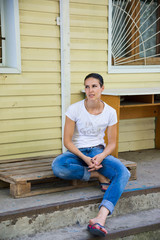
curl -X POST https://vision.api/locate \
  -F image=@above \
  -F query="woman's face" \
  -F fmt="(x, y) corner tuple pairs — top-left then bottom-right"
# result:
(84, 77), (104, 101)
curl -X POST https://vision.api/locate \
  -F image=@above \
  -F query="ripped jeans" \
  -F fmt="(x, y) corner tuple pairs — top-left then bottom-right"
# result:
(52, 146), (130, 215)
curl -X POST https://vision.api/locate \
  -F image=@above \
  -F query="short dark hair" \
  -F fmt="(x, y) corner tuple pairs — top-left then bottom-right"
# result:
(84, 73), (104, 87)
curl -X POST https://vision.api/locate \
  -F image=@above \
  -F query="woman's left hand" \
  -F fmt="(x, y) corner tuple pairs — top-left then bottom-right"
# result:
(88, 153), (105, 172)
(92, 153), (105, 166)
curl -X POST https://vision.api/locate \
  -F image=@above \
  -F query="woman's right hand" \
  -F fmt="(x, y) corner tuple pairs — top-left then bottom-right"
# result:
(83, 156), (103, 171)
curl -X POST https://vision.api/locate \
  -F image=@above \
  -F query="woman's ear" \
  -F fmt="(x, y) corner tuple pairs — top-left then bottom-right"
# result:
(101, 85), (105, 92)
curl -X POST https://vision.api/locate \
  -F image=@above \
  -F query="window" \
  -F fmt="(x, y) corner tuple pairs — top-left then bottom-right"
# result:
(0, 0), (21, 73)
(108, 0), (160, 73)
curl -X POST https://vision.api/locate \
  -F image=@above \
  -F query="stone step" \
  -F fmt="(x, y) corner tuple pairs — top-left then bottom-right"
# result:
(0, 186), (159, 239)
(15, 208), (160, 240)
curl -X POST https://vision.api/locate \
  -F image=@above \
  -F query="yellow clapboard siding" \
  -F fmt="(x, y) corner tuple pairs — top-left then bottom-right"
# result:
(119, 130), (155, 142)
(119, 118), (155, 132)
(0, 128), (61, 144)
(71, 27), (107, 40)
(20, 23), (60, 38)
(118, 140), (155, 152)
(71, 84), (85, 94)
(0, 149), (61, 162)
(71, 50), (107, 61)
(71, 39), (107, 50)
(22, 60), (60, 72)
(21, 36), (60, 49)
(70, 15), (107, 28)
(0, 95), (61, 108)
(71, 62), (107, 73)
(70, 2), (107, 17)
(0, 117), (61, 132)
(118, 118), (155, 152)
(70, 72), (107, 83)
(0, 139), (62, 157)
(107, 74), (160, 83)
(21, 48), (60, 61)
(0, 73), (60, 84)
(0, 106), (61, 120)
(71, 94), (84, 104)
(19, 0), (59, 13)
(0, 84), (60, 96)
(70, 0), (107, 5)
(105, 82), (160, 89)
(20, 10), (58, 25)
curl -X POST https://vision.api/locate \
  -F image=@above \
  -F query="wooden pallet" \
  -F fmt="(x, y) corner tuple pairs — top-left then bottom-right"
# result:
(0, 156), (137, 198)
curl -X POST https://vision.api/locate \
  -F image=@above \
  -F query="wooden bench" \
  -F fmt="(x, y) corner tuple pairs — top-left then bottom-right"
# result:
(0, 156), (137, 198)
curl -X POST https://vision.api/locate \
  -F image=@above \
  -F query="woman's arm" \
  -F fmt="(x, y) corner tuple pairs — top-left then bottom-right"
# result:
(102, 123), (117, 158)
(64, 116), (92, 166)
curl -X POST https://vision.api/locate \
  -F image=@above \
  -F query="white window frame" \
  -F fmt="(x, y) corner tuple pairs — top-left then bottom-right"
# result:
(0, 0), (21, 74)
(108, 0), (160, 74)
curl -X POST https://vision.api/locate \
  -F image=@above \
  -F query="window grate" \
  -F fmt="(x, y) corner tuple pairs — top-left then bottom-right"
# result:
(111, 0), (160, 66)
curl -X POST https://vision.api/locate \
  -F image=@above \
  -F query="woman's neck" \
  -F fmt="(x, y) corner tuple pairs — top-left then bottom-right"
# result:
(85, 99), (104, 115)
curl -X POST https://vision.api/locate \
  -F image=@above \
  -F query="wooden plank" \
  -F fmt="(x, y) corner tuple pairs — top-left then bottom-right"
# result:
(0, 161), (52, 172)
(20, 10), (58, 25)
(70, 0), (107, 5)
(22, 60), (61, 72)
(119, 118), (155, 132)
(119, 129), (155, 142)
(71, 61), (107, 73)
(0, 95), (61, 109)
(11, 170), (55, 182)
(0, 166), (53, 177)
(12, 181), (98, 199)
(70, 27), (107, 40)
(21, 36), (60, 49)
(0, 117), (61, 133)
(0, 72), (61, 84)
(120, 105), (160, 119)
(0, 150), (61, 162)
(0, 139), (62, 157)
(0, 155), (55, 164)
(0, 106), (61, 120)
(20, 23), (60, 38)
(19, 0), (59, 13)
(70, 2), (107, 16)
(71, 49), (107, 61)
(0, 128), (61, 144)
(71, 39), (107, 50)
(21, 48), (60, 61)
(119, 139), (155, 152)
(70, 15), (108, 28)
(0, 157), (53, 167)
(10, 182), (31, 197)
(0, 84), (61, 96)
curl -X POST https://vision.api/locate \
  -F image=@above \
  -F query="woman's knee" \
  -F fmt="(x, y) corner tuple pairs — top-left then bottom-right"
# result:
(52, 154), (65, 178)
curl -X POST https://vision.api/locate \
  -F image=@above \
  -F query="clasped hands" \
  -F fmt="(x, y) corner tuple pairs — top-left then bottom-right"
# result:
(87, 154), (104, 172)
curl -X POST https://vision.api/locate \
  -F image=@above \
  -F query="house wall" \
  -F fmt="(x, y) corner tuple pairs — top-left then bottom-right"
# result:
(70, 0), (158, 152)
(0, 0), (158, 162)
(0, 0), (61, 161)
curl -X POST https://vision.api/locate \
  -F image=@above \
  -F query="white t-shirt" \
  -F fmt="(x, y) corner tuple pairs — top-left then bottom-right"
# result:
(65, 100), (117, 148)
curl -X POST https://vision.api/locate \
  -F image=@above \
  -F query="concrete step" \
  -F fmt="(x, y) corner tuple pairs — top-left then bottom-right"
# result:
(15, 208), (160, 240)
(0, 186), (159, 239)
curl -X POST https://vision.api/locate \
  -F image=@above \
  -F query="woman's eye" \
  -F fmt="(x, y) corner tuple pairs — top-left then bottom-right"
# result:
(93, 85), (97, 87)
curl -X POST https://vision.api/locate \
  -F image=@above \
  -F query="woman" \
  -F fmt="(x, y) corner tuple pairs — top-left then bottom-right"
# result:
(52, 73), (130, 237)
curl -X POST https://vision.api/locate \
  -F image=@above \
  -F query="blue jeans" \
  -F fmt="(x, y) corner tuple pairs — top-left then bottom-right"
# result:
(52, 146), (130, 215)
